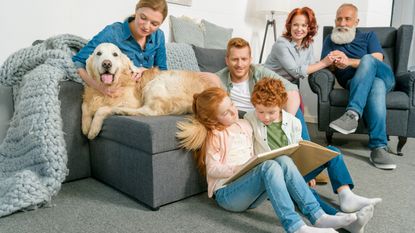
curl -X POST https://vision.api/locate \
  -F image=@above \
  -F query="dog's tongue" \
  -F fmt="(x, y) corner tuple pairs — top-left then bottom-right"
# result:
(101, 74), (113, 84)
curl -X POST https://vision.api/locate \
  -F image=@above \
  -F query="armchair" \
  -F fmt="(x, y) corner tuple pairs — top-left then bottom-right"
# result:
(309, 25), (414, 155)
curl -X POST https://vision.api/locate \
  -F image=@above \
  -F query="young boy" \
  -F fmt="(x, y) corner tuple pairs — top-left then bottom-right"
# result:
(244, 77), (382, 233)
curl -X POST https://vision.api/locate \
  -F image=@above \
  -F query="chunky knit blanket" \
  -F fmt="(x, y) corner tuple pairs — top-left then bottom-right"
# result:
(0, 34), (87, 217)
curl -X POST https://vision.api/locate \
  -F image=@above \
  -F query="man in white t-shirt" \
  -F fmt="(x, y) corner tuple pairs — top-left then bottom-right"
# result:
(215, 37), (310, 140)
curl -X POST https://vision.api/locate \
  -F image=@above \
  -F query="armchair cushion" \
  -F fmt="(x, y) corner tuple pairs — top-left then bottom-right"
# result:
(329, 89), (409, 110)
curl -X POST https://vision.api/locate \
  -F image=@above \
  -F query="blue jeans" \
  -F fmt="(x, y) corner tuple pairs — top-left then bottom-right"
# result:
(338, 55), (395, 149)
(303, 145), (355, 215)
(215, 156), (324, 233)
(296, 109), (310, 141)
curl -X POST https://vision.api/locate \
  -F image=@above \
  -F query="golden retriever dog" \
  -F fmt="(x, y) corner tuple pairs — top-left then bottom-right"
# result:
(82, 43), (215, 139)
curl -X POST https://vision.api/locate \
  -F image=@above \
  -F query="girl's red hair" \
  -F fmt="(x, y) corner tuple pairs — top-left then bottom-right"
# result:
(283, 7), (318, 48)
(192, 87), (228, 175)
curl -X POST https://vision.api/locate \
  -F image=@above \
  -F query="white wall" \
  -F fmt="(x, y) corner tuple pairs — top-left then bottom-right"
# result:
(0, 0), (393, 122)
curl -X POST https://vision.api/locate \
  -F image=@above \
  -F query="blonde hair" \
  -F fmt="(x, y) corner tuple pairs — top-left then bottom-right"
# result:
(134, 0), (168, 20)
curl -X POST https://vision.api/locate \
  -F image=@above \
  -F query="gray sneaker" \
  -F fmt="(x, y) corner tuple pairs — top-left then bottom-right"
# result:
(370, 147), (397, 170)
(329, 112), (358, 134)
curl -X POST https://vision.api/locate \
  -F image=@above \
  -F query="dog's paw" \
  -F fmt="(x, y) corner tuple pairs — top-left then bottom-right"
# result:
(87, 120), (104, 140)
(87, 127), (100, 140)
(82, 122), (91, 136)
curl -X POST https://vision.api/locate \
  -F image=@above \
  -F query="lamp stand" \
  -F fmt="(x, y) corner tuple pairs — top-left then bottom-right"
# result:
(259, 12), (277, 64)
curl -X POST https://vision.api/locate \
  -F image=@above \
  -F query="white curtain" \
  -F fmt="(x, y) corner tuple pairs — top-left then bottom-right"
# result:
(392, 0), (415, 71)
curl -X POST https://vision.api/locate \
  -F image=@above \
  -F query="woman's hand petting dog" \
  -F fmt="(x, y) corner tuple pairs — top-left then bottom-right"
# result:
(132, 67), (147, 81)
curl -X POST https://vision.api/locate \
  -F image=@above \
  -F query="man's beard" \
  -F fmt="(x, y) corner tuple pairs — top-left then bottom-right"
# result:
(331, 26), (356, 44)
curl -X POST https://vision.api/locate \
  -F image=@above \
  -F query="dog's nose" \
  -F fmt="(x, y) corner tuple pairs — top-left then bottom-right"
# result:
(102, 60), (112, 70)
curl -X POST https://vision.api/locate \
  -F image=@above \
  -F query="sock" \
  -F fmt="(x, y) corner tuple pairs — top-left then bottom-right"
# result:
(294, 225), (338, 233)
(338, 188), (382, 213)
(314, 213), (357, 229)
(343, 205), (375, 233)
(346, 110), (359, 120)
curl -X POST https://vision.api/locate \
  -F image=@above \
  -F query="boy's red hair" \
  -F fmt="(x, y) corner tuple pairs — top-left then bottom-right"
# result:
(251, 78), (287, 107)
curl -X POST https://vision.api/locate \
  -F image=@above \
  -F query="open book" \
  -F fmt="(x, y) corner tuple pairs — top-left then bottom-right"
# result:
(223, 141), (339, 185)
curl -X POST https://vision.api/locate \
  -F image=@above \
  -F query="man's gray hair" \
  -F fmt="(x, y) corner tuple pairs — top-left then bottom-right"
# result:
(337, 3), (359, 15)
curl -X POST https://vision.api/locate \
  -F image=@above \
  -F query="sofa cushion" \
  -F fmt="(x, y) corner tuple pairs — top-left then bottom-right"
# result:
(166, 43), (200, 71)
(192, 45), (227, 72)
(99, 115), (186, 154)
(170, 16), (232, 50)
(201, 19), (233, 49)
(170, 16), (204, 47)
(0, 85), (13, 143)
(329, 89), (409, 109)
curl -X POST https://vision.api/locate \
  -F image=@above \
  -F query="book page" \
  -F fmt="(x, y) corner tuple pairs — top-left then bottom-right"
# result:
(223, 143), (300, 184)
(223, 141), (339, 185)
(291, 141), (339, 176)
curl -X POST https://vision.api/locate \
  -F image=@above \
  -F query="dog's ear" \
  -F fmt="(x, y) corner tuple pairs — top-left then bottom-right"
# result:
(86, 54), (98, 80)
(120, 53), (138, 73)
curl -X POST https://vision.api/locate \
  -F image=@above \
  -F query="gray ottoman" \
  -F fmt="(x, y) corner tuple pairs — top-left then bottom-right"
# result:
(89, 115), (207, 210)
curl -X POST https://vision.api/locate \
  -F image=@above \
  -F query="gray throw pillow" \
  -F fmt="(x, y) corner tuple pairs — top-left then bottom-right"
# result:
(201, 19), (233, 49)
(170, 16), (204, 47)
(166, 43), (200, 71)
(192, 45), (227, 73)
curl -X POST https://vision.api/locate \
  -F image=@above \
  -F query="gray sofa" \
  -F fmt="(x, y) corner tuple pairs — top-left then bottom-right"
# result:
(0, 42), (227, 210)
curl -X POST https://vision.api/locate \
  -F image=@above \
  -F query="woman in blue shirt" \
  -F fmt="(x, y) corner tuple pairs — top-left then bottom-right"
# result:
(264, 7), (334, 84)
(73, 0), (168, 97)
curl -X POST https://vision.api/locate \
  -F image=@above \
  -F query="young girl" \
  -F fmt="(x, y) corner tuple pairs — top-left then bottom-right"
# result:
(244, 78), (381, 233)
(177, 87), (358, 233)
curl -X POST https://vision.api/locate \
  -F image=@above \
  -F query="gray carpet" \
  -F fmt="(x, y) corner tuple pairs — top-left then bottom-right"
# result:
(0, 124), (414, 233)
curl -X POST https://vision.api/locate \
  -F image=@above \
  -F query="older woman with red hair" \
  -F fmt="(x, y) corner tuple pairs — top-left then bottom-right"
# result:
(264, 7), (334, 84)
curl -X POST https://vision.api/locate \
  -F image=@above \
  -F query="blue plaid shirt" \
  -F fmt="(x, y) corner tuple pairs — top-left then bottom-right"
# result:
(72, 17), (167, 70)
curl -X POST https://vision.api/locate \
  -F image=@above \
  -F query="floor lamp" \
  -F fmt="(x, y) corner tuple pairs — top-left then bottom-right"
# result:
(255, 0), (290, 64)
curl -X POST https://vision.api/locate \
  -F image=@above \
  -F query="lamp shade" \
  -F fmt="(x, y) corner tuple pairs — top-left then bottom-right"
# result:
(255, 0), (290, 15)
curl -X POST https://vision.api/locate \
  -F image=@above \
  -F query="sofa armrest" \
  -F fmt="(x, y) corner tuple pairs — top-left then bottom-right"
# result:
(395, 71), (415, 108)
(308, 69), (336, 103)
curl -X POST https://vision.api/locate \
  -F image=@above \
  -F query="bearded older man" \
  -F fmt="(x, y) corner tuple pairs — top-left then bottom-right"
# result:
(321, 3), (396, 170)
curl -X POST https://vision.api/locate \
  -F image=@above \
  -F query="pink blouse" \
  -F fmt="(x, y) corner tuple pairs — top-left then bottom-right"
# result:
(205, 119), (254, 197)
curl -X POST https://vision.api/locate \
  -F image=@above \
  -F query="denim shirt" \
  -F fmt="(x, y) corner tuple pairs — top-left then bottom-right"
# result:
(72, 17), (167, 70)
